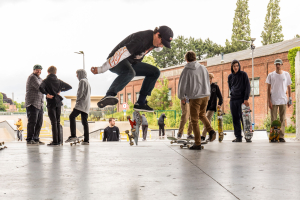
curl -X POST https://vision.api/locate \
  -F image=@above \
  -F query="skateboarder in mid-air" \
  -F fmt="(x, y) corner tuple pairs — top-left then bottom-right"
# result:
(91, 26), (173, 112)
(228, 60), (251, 142)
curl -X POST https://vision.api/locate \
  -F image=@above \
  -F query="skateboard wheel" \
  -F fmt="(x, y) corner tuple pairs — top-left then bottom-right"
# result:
(130, 142), (134, 146)
(180, 145), (183, 149)
(125, 130), (129, 134)
(70, 143), (73, 146)
(132, 129), (136, 132)
(187, 144), (190, 148)
(201, 146), (204, 149)
(170, 141), (173, 144)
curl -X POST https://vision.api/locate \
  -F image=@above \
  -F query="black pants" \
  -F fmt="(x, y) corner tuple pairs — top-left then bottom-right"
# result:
(48, 106), (62, 144)
(69, 108), (89, 142)
(142, 125), (148, 140)
(26, 105), (43, 141)
(230, 99), (244, 139)
(108, 59), (160, 96)
(158, 123), (165, 136)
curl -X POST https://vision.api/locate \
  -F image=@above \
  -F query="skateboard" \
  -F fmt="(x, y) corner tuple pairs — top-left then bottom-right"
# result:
(241, 104), (253, 142)
(217, 107), (226, 142)
(70, 136), (84, 146)
(269, 120), (281, 142)
(0, 141), (7, 150)
(126, 111), (142, 146)
(167, 137), (206, 149)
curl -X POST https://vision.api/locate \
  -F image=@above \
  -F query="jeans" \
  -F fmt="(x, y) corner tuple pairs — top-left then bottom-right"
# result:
(48, 106), (62, 144)
(158, 123), (165, 136)
(69, 108), (89, 142)
(230, 99), (244, 139)
(189, 96), (213, 146)
(107, 59), (160, 96)
(26, 105), (43, 141)
(17, 130), (23, 140)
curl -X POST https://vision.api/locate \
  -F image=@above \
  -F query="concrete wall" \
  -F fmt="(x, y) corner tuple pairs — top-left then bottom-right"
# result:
(0, 120), (17, 140)
(296, 52), (300, 139)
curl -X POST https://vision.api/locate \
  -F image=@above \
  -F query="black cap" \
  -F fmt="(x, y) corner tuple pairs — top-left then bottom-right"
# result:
(158, 26), (173, 49)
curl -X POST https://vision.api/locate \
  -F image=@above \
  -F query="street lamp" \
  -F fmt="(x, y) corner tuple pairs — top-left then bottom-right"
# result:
(239, 38), (256, 130)
(74, 51), (85, 70)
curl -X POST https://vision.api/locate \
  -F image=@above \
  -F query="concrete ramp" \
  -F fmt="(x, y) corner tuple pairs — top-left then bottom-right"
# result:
(0, 128), (14, 141)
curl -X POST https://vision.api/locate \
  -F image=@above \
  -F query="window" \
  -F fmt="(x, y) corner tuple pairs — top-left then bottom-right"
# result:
(120, 94), (123, 104)
(250, 78), (260, 96)
(136, 92), (140, 101)
(127, 93), (131, 103)
(168, 88), (172, 101)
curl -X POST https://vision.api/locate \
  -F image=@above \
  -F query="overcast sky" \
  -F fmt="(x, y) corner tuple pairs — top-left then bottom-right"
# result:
(0, 0), (299, 107)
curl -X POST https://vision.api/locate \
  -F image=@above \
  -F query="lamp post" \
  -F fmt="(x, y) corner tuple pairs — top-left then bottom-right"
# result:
(74, 51), (85, 70)
(239, 38), (256, 129)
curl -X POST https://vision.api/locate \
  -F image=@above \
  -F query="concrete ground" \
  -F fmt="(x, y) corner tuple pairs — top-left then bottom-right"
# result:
(1, 139), (300, 200)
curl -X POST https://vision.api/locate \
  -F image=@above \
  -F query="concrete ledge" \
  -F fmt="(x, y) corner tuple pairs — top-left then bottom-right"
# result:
(0, 120), (17, 139)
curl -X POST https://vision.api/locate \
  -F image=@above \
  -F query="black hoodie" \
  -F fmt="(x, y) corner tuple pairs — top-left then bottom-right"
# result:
(228, 60), (251, 101)
(207, 83), (223, 112)
(39, 74), (72, 108)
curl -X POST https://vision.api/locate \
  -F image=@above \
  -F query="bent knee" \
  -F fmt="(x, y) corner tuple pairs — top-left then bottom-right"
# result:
(153, 68), (160, 78)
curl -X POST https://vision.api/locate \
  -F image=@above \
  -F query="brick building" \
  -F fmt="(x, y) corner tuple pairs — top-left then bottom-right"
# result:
(116, 38), (300, 127)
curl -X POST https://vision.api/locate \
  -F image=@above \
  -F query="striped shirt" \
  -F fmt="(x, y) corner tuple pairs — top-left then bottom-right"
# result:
(25, 73), (44, 109)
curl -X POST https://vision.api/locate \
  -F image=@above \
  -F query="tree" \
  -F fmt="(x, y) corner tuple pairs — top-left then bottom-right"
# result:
(142, 55), (158, 68)
(261, 0), (284, 45)
(229, 0), (251, 52)
(295, 34), (300, 38)
(147, 77), (170, 110)
(0, 93), (7, 111)
(152, 42), (176, 68)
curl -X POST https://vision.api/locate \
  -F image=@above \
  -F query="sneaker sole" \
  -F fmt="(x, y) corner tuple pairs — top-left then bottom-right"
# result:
(133, 108), (154, 112)
(27, 144), (39, 146)
(97, 97), (118, 108)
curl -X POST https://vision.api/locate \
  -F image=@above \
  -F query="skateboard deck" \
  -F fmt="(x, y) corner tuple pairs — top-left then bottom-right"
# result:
(217, 107), (226, 142)
(126, 111), (142, 146)
(269, 120), (281, 142)
(70, 136), (84, 146)
(241, 104), (253, 142)
(167, 137), (206, 149)
(0, 141), (7, 150)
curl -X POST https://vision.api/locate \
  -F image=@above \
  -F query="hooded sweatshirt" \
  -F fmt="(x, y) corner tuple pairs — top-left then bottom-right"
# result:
(228, 60), (251, 101)
(74, 69), (91, 114)
(178, 61), (210, 100)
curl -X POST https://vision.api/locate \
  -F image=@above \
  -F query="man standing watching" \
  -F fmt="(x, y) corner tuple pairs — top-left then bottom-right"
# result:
(228, 60), (251, 142)
(158, 113), (166, 139)
(91, 26), (173, 112)
(202, 73), (223, 141)
(103, 118), (120, 142)
(141, 114), (148, 141)
(178, 51), (216, 150)
(25, 64), (45, 145)
(266, 59), (292, 142)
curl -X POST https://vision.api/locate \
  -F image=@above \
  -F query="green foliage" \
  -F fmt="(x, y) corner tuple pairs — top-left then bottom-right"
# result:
(227, 0), (251, 53)
(285, 125), (296, 133)
(142, 55), (158, 68)
(261, 0), (284, 45)
(287, 46), (300, 92)
(0, 93), (7, 111)
(147, 78), (170, 110)
(295, 34), (300, 38)
(291, 101), (296, 124)
(13, 101), (26, 112)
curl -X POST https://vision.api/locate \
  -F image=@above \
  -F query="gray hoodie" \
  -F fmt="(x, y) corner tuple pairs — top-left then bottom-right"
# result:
(74, 69), (91, 114)
(178, 61), (210, 100)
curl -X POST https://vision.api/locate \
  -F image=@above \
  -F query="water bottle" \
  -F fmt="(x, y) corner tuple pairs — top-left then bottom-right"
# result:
(252, 123), (255, 132)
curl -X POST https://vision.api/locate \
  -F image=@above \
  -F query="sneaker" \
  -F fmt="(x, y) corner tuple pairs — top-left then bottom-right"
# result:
(81, 141), (89, 145)
(279, 138), (286, 143)
(270, 139), (278, 143)
(208, 130), (216, 142)
(201, 136), (206, 141)
(65, 136), (78, 143)
(133, 102), (154, 112)
(97, 96), (118, 108)
(187, 135), (195, 140)
(27, 140), (38, 146)
(189, 144), (202, 150)
(35, 140), (45, 145)
(177, 133), (182, 139)
(47, 142), (60, 146)
(232, 138), (242, 142)
(245, 139), (252, 143)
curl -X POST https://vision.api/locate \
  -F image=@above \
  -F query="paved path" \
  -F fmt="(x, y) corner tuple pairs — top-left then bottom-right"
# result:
(1, 140), (300, 200)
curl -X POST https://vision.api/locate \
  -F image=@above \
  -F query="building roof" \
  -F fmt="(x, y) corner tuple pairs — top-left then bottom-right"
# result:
(131, 38), (300, 81)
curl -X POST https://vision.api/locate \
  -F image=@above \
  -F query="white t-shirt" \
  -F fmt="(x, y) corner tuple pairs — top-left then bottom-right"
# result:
(266, 71), (292, 105)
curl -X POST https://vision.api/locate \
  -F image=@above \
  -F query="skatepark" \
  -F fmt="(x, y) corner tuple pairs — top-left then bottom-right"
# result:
(1, 114), (300, 200)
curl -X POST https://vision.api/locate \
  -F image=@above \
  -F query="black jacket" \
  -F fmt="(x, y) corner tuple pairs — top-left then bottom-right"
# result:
(108, 30), (156, 65)
(39, 74), (72, 108)
(228, 60), (251, 101)
(158, 114), (166, 124)
(103, 126), (120, 141)
(207, 83), (223, 112)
